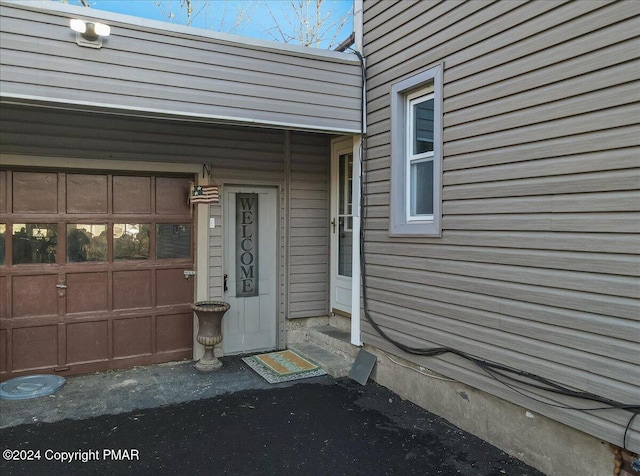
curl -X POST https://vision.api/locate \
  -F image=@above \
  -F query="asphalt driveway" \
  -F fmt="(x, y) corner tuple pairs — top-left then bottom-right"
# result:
(0, 358), (543, 475)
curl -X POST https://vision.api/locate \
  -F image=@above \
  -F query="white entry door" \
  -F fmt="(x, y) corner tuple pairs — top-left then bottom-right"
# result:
(223, 186), (278, 354)
(330, 138), (354, 315)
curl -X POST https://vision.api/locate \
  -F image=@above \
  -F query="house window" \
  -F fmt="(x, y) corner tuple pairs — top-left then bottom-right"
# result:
(390, 64), (443, 236)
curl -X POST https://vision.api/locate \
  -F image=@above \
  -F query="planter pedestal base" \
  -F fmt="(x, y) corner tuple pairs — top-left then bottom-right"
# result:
(191, 301), (231, 372)
(194, 355), (223, 372)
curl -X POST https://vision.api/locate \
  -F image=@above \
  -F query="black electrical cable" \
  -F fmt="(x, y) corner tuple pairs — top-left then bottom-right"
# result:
(347, 48), (639, 450)
(625, 414), (639, 450)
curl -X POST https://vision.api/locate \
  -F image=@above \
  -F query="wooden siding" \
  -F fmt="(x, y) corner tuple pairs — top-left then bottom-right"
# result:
(363, 0), (640, 452)
(0, 2), (361, 133)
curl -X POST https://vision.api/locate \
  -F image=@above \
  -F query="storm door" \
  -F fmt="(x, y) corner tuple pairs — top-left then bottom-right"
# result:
(330, 138), (354, 315)
(223, 186), (278, 354)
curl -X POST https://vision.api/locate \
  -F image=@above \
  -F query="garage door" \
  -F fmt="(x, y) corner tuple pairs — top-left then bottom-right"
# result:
(0, 170), (195, 381)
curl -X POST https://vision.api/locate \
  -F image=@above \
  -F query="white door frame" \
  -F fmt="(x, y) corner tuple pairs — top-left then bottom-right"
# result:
(330, 135), (363, 346)
(350, 136), (362, 346)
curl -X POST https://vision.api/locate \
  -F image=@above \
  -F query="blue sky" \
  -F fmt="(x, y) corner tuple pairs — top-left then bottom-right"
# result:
(58, 0), (353, 49)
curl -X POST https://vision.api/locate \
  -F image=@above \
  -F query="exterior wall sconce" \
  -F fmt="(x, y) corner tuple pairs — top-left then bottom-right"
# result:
(70, 19), (110, 48)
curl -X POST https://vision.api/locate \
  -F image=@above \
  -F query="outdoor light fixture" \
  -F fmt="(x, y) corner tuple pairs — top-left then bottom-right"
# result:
(70, 19), (110, 48)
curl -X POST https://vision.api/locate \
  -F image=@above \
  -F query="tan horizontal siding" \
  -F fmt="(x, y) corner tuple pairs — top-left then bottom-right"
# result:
(0, 3), (361, 132)
(365, 295), (638, 385)
(366, 1), (620, 101)
(364, 263), (638, 320)
(445, 55), (639, 123)
(365, 251), (639, 297)
(364, 241), (639, 277)
(362, 328), (639, 450)
(363, 0), (640, 452)
(444, 147), (638, 183)
(288, 133), (330, 318)
(0, 105), (285, 167)
(444, 191), (640, 214)
(444, 170), (640, 200)
(365, 229), (640, 255)
(445, 15), (639, 98)
(445, 82), (638, 142)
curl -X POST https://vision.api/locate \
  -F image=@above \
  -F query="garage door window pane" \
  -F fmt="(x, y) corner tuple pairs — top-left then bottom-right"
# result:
(12, 224), (57, 264)
(157, 224), (191, 259)
(67, 224), (107, 262)
(114, 224), (150, 260)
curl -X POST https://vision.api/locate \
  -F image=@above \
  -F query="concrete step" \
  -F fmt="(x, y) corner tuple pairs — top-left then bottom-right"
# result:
(288, 324), (358, 378)
(306, 325), (360, 361)
(288, 341), (354, 378)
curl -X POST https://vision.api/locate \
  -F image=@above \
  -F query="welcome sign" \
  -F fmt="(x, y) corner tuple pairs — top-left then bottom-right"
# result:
(236, 193), (259, 297)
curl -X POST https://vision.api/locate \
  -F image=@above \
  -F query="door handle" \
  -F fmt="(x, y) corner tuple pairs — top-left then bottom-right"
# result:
(224, 274), (228, 292)
(331, 218), (336, 233)
(56, 284), (67, 289)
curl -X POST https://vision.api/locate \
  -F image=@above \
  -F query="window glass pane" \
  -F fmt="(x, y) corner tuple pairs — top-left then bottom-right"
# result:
(338, 216), (352, 277)
(346, 154), (353, 216)
(339, 153), (354, 233)
(413, 98), (434, 155)
(113, 224), (150, 260)
(339, 160), (345, 213)
(410, 160), (434, 216)
(0, 224), (6, 265)
(67, 224), (107, 262)
(156, 224), (191, 259)
(12, 224), (57, 264)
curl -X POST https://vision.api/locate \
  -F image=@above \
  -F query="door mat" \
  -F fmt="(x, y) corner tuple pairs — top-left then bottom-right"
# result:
(242, 350), (327, 384)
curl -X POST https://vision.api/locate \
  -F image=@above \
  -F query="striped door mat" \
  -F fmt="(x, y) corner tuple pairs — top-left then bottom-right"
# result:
(242, 350), (327, 383)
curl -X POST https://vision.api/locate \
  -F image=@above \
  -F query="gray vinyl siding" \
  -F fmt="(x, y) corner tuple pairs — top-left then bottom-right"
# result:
(0, 104), (287, 165)
(0, 1), (361, 133)
(363, 0), (640, 452)
(288, 133), (331, 318)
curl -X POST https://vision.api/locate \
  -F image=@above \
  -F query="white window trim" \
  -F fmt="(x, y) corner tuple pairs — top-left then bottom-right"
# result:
(390, 64), (443, 236)
(406, 89), (435, 223)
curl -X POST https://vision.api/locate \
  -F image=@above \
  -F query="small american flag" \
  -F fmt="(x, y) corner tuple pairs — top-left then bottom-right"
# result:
(189, 184), (219, 204)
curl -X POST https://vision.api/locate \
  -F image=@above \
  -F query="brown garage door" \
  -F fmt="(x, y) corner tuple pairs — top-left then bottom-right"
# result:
(0, 170), (195, 381)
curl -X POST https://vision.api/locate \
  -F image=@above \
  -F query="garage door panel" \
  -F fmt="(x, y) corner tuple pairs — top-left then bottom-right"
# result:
(156, 268), (193, 306)
(0, 275), (7, 318)
(156, 177), (191, 215)
(0, 170), (6, 213)
(156, 313), (192, 352)
(113, 176), (151, 214)
(66, 320), (109, 364)
(13, 172), (58, 213)
(0, 329), (6, 372)
(66, 272), (108, 314)
(66, 174), (108, 214)
(12, 325), (58, 371)
(113, 316), (152, 358)
(113, 270), (152, 309)
(3, 170), (194, 380)
(12, 274), (58, 317)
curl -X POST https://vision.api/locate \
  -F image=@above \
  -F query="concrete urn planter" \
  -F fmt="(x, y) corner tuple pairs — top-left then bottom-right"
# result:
(191, 301), (231, 372)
